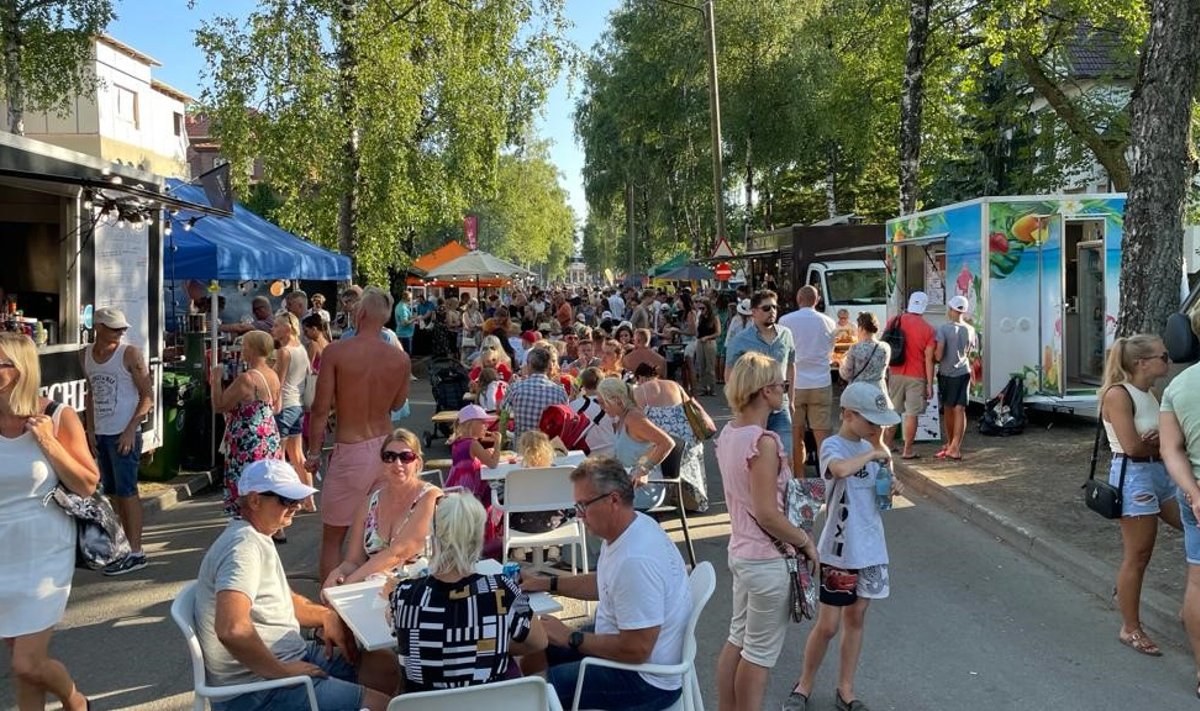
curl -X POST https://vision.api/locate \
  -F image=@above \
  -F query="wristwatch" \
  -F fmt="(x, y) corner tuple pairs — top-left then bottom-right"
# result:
(548, 574), (559, 593)
(568, 630), (585, 651)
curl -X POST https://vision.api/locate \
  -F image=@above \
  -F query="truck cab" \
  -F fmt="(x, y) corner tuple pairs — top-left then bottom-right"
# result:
(805, 259), (889, 326)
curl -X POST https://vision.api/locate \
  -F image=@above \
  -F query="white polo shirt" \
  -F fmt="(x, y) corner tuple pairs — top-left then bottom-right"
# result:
(778, 306), (836, 390)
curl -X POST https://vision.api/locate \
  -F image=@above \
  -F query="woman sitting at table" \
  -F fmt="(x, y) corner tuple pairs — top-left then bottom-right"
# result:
(323, 428), (440, 589)
(389, 492), (547, 692)
(597, 376), (675, 510)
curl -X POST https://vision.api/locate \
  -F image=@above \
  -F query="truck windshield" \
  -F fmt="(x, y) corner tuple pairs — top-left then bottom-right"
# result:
(825, 269), (887, 305)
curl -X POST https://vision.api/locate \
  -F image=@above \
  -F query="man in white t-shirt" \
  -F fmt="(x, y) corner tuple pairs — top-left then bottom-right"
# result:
(778, 285), (836, 476)
(607, 289), (626, 321)
(521, 457), (690, 710)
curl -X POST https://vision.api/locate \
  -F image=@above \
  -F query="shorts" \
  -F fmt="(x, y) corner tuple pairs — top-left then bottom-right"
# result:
(937, 374), (970, 408)
(887, 374), (927, 417)
(97, 431), (141, 498)
(322, 435), (388, 527)
(819, 564), (890, 606)
(275, 406), (304, 438)
(211, 641), (362, 711)
(727, 556), (790, 667)
(792, 386), (832, 432)
(1110, 458), (1177, 517)
(1182, 502), (1200, 565)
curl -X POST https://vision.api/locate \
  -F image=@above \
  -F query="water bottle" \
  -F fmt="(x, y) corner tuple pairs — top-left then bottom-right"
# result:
(875, 462), (893, 511)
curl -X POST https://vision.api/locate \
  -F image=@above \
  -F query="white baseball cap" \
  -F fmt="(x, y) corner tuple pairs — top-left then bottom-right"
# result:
(907, 291), (928, 315)
(238, 459), (319, 500)
(840, 382), (901, 426)
(736, 299), (752, 316)
(947, 295), (970, 314)
(94, 307), (130, 330)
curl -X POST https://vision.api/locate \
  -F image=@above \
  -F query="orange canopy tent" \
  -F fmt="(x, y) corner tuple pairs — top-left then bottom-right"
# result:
(406, 241), (509, 288)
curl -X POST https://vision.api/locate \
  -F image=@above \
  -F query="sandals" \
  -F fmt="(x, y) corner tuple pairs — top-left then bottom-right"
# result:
(836, 690), (871, 711)
(781, 690), (809, 711)
(1118, 628), (1163, 657)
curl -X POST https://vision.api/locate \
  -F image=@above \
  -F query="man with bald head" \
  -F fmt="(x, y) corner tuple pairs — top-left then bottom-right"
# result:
(305, 286), (411, 581)
(778, 285), (836, 476)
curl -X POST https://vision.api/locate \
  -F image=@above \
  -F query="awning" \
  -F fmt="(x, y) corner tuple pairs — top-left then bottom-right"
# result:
(165, 179), (351, 281)
(405, 241), (510, 287)
(411, 241), (469, 274)
(649, 252), (690, 277)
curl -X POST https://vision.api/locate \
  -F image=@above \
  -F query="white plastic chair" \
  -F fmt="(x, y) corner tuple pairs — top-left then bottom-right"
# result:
(418, 468), (444, 487)
(386, 675), (563, 710)
(170, 581), (318, 711)
(496, 466), (588, 575)
(570, 561), (716, 711)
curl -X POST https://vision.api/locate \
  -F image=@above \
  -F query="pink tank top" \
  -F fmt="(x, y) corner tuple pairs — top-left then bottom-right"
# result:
(715, 423), (790, 560)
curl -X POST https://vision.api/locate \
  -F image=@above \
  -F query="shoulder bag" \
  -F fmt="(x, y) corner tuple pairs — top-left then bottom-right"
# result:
(681, 392), (717, 441)
(882, 315), (906, 367)
(39, 401), (132, 569)
(301, 357), (317, 411)
(1081, 394), (1128, 520)
(748, 511), (817, 622)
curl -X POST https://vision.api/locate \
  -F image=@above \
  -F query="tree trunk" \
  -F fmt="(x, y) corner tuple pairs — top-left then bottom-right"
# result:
(825, 143), (839, 219)
(898, 0), (931, 215)
(3, 6), (23, 136)
(336, 0), (362, 279)
(1116, 0), (1200, 337)
(625, 179), (636, 274)
(744, 136), (753, 238)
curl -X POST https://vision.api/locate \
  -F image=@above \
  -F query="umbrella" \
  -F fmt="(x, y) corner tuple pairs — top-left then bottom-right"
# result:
(423, 250), (534, 280)
(658, 264), (715, 281)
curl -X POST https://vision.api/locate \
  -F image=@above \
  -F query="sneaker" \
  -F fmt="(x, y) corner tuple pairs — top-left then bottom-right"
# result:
(103, 553), (147, 576)
(781, 691), (808, 711)
(411, 374), (419, 381)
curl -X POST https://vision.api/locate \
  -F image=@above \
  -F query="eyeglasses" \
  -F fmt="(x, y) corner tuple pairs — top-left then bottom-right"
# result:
(574, 491), (611, 516)
(1143, 352), (1170, 363)
(756, 304), (778, 312)
(381, 449), (419, 464)
(261, 491), (303, 507)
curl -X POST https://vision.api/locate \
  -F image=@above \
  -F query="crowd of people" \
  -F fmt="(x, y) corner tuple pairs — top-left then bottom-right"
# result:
(8, 272), (1200, 711)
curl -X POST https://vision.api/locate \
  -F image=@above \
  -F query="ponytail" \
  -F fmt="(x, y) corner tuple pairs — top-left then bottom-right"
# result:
(1100, 333), (1162, 400)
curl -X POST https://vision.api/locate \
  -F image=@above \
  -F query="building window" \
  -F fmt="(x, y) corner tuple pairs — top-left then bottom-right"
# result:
(116, 86), (138, 126)
(173, 112), (183, 136)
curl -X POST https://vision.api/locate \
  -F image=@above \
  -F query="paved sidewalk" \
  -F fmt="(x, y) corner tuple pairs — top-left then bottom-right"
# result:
(894, 408), (1188, 647)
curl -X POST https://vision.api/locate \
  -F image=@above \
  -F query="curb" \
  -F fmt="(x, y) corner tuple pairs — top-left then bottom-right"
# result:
(895, 461), (1187, 647)
(142, 469), (219, 521)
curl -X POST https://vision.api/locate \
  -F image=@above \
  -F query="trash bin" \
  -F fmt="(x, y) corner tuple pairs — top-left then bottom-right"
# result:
(180, 377), (215, 472)
(139, 371), (190, 482)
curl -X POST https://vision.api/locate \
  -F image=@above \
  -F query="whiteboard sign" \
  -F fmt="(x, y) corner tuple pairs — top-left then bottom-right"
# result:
(93, 217), (149, 351)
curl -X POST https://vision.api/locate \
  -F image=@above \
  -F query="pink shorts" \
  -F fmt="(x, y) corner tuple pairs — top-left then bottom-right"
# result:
(321, 435), (388, 527)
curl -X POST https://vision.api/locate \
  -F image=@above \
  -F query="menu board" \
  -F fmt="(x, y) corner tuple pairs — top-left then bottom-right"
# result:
(924, 247), (946, 308)
(93, 218), (149, 351)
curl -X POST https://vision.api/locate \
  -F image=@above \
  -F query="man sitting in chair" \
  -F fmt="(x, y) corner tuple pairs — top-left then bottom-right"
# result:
(192, 460), (396, 710)
(520, 456), (691, 710)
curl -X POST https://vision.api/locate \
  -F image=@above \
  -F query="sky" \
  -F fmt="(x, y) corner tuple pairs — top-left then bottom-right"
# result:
(108, 0), (620, 223)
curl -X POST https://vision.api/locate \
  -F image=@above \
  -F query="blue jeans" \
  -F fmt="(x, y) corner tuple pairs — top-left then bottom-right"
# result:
(545, 632), (683, 711)
(97, 431), (141, 497)
(766, 394), (793, 458)
(211, 641), (362, 711)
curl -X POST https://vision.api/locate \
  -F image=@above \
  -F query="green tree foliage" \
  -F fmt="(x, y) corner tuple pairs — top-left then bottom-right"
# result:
(195, 0), (567, 285)
(0, 0), (115, 135)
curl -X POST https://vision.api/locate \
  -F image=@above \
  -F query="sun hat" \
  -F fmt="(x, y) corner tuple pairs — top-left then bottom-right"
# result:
(947, 295), (970, 314)
(907, 291), (928, 315)
(736, 299), (752, 316)
(94, 307), (130, 330)
(839, 382), (901, 427)
(239, 459), (319, 500)
(458, 404), (498, 423)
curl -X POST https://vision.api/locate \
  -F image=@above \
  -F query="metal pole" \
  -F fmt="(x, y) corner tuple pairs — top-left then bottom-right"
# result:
(704, 0), (726, 252)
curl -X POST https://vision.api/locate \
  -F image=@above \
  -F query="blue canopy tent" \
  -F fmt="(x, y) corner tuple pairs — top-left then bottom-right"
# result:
(164, 179), (351, 281)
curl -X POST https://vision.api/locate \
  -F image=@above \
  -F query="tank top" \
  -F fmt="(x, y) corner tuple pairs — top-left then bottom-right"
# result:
(278, 344), (309, 408)
(1103, 383), (1160, 454)
(84, 343), (138, 436)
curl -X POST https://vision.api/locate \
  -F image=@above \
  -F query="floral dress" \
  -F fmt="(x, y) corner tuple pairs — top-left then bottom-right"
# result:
(223, 369), (283, 516)
(643, 403), (708, 512)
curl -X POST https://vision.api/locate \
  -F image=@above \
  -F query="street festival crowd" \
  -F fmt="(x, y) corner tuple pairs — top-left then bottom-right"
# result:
(3, 279), (1200, 710)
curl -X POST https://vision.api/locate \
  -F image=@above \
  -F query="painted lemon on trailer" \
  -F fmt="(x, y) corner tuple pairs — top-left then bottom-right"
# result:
(1012, 214), (1050, 245)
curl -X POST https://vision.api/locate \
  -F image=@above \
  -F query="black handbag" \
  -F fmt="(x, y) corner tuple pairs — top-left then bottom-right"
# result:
(1082, 401), (1127, 520)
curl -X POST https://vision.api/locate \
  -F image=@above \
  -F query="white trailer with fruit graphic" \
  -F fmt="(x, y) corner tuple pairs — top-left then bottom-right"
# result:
(885, 194), (1128, 412)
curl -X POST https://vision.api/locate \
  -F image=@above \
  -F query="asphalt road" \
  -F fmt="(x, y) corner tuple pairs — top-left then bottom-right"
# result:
(4, 388), (1200, 710)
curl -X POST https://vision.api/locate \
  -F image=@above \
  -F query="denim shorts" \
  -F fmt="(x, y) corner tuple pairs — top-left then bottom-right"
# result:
(1181, 503), (1200, 566)
(766, 394), (793, 458)
(97, 431), (141, 497)
(1108, 457), (1176, 517)
(275, 406), (304, 438)
(211, 641), (362, 711)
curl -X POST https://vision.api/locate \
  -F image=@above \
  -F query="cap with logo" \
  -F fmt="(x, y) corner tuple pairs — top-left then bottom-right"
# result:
(947, 295), (970, 314)
(238, 459), (319, 500)
(906, 291), (928, 315)
(839, 381), (901, 426)
(94, 307), (130, 330)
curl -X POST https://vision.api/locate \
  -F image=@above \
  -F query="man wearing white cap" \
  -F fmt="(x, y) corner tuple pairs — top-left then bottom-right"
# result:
(884, 291), (936, 460)
(934, 295), (977, 460)
(193, 460), (394, 711)
(83, 307), (154, 576)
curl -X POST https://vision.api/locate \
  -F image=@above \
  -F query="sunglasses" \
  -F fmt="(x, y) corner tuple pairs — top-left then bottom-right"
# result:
(757, 304), (778, 312)
(574, 491), (611, 516)
(381, 450), (419, 464)
(261, 491), (303, 507)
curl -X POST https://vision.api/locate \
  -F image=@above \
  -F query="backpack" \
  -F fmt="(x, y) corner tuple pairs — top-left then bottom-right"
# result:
(978, 376), (1027, 437)
(882, 315), (906, 367)
(538, 404), (594, 454)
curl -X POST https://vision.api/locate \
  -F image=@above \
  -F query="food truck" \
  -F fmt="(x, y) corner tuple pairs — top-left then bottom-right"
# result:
(883, 194), (1192, 412)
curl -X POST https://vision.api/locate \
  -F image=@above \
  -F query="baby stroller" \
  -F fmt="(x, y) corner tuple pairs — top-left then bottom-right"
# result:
(423, 358), (471, 448)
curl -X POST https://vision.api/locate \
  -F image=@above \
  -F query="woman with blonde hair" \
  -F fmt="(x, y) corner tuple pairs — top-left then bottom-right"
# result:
(597, 376), (674, 510)
(273, 311), (314, 511)
(716, 351), (818, 711)
(211, 330), (283, 519)
(389, 492), (547, 691)
(0, 333), (99, 711)
(1101, 334), (1179, 656)
(324, 428), (440, 588)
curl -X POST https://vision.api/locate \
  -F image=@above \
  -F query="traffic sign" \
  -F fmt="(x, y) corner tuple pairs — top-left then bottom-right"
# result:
(710, 237), (735, 259)
(714, 262), (733, 281)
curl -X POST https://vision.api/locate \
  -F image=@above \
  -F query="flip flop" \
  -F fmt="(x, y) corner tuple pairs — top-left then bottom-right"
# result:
(947, 454), (963, 461)
(901, 453), (921, 460)
(1119, 629), (1163, 656)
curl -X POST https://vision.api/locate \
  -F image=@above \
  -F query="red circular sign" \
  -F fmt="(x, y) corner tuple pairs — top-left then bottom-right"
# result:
(714, 262), (733, 281)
